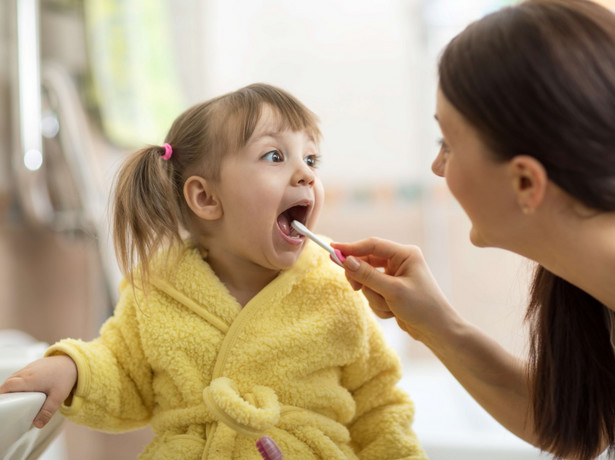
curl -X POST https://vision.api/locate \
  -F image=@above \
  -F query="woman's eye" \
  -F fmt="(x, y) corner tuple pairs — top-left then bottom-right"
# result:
(263, 150), (283, 163)
(305, 154), (321, 168)
(437, 137), (451, 154)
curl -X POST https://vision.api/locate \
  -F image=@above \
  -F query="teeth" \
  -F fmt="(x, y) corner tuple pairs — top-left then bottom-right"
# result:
(277, 212), (303, 239)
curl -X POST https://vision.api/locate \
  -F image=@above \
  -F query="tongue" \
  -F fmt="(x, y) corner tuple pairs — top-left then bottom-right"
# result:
(277, 213), (292, 235)
(278, 213), (301, 237)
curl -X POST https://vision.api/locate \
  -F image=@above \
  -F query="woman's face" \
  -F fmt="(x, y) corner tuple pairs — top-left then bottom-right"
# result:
(433, 87), (520, 248)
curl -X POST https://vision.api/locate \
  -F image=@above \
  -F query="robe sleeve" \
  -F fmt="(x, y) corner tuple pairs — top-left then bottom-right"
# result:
(342, 301), (427, 460)
(45, 281), (154, 432)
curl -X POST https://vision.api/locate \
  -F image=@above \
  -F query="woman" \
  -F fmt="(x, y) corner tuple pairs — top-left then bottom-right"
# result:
(333, 1), (615, 459)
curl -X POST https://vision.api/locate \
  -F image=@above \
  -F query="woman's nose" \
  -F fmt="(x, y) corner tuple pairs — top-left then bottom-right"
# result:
(431, 149), (446, 177)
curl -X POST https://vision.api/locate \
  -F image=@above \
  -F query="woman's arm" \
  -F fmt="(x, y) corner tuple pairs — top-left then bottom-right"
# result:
(429, 314), (535, 445)
(332, 238), (540, 447)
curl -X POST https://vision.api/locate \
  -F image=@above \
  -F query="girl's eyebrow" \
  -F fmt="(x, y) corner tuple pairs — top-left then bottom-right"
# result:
(250, 128), (286, 143)
(258, 131), (281, 139)
(434, 114), (439, 121)
(247, 132), (279, 147)
(253, 130), (318, 146)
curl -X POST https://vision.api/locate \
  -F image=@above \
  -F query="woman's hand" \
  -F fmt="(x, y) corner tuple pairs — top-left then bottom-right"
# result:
(334, 238), (538, 446)
(0, 355), (78, 428)
(332, 238), (457, 343)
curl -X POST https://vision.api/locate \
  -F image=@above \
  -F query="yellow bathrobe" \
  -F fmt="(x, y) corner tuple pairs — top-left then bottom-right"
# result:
(46, 240), (427, 459)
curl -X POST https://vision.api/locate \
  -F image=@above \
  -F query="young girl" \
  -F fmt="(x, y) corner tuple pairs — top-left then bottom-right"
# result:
(0, 84), (427, 459)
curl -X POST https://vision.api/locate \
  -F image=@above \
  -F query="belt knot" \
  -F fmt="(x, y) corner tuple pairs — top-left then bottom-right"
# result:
(202, 377), (280, 438)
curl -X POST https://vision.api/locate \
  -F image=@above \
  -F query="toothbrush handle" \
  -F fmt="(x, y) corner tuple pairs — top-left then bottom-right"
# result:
(256, 436), (283, 460)
(291, 220), (344, 266)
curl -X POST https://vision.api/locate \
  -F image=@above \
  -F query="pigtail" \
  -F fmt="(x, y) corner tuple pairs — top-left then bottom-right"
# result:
(112, 145), (184, 286)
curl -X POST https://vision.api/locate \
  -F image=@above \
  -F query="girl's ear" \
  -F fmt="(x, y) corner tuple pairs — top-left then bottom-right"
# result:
(183, 176), (223, 220)
(509, 155), (548, 214)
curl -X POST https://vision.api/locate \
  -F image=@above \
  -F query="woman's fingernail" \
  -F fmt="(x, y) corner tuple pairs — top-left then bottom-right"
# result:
(345, 256), (360, 271)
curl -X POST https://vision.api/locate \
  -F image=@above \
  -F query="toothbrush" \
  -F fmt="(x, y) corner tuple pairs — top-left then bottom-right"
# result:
(256, 436), (283, 460)
(291, 220), (345, 266)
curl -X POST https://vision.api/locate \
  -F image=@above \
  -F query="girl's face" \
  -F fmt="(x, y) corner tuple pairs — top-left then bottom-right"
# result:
(211, 105), (324, 271)
(433, 87), (519, 248)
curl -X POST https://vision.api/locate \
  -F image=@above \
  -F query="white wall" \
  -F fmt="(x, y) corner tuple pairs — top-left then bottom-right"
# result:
(185, 0), (426, 186)
(170, 0), (534, 366)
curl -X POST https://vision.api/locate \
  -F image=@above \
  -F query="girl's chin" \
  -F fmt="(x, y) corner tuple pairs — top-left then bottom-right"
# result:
(274, 248), (304, 270)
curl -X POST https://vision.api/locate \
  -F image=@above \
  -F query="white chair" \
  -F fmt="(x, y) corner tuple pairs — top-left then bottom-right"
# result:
(0, 330), (67, 460)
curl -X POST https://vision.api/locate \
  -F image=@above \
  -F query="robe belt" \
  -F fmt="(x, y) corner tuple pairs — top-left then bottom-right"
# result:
(202, 377), (281, 438)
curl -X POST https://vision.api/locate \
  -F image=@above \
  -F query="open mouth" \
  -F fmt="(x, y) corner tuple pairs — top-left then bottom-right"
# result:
(277, 204), (309, 238)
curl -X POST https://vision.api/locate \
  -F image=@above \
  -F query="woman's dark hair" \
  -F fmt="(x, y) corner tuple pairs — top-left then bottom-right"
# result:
(438, 0), (615, 458)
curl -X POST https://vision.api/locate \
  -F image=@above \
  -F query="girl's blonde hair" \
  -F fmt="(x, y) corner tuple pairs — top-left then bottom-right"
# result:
(112, 83), (320, 285)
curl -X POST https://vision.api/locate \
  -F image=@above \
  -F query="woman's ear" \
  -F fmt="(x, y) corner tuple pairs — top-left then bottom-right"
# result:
(183, 176), (223, 220)
(509, 155), (548, 214)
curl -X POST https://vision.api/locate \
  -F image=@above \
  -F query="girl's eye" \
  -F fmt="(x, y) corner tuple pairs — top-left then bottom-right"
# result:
(437, 137), (451, 154)
(263, 150), (284, 163)
(304, 154), (321, 168)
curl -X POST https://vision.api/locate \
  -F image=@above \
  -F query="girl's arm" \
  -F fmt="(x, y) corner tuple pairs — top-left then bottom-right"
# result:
(332, 238), (539, 448)
(0, 354), (77, 428)
(44, 286), (155, 432)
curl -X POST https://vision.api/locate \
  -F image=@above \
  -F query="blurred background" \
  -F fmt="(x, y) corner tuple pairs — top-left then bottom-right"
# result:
(1, 0), (614, 459)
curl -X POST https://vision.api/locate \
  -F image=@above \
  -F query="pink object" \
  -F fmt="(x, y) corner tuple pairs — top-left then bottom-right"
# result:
(161, 143), (173, 160)
(334, 248), (346, 264)
(256, 436), (283, 460)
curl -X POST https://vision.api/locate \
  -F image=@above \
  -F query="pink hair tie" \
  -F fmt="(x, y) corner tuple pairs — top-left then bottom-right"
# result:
(161, 143), (173, 160)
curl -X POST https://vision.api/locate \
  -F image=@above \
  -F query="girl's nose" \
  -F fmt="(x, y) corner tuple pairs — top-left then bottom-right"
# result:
(431, 149), (446, 177)
(292, 161), (315, 186)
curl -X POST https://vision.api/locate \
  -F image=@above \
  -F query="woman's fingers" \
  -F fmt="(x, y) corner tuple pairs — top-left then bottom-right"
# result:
(333, 237), (401, 261)
(343, 270), (363, 291)
(341, 255), (394, 297)
(335, 238), (455, 345)
(361, 285), (394, 318)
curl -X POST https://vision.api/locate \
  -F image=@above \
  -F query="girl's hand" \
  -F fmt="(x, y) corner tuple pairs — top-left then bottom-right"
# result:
(332, 238), (458, 343)
(0, 355), (78, 428)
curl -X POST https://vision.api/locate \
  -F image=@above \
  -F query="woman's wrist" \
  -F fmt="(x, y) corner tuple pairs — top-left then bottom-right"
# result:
(412, 303), (469, 357)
